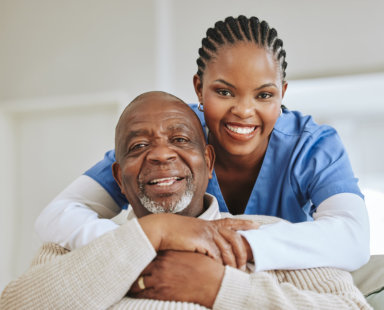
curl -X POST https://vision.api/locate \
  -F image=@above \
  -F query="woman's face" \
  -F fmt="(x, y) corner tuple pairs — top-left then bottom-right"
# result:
(194, 42), (287, 158)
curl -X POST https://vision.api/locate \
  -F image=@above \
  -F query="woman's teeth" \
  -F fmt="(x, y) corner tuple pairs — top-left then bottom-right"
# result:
(226, 124), (255, 134)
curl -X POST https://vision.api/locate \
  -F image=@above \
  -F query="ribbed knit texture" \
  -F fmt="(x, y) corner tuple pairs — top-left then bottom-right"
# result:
(1, 214), (372, 309)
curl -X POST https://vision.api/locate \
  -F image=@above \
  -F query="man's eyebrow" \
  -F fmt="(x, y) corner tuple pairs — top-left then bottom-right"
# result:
(167, 123), (195, 133)
(125, 129), (151, 141)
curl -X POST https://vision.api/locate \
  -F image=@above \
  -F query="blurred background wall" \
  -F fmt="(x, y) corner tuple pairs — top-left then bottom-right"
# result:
(1, 0), (383, 291)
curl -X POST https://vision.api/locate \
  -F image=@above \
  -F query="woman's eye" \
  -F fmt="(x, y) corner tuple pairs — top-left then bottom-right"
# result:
(217, 89), (232, 97)
(258, 92), (272, 99)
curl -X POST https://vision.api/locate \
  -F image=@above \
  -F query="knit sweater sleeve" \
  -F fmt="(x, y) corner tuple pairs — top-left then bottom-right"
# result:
(0, 219), (156, 310)
(213, 266), (372, 310)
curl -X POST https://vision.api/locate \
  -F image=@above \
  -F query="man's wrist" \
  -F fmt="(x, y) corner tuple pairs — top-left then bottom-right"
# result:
(138, 214), (164, 251)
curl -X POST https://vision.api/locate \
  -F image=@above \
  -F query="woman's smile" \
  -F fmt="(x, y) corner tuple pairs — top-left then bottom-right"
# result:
(224, 122), (259, 141)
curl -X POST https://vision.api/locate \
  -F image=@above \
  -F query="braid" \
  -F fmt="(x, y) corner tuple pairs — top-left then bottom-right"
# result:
(249, 17), (260, 44)
(215, 21), (235, 44)
(225, 17), (243, 41)
(196, 15), (288, 82)
(238, 15), (251, 40)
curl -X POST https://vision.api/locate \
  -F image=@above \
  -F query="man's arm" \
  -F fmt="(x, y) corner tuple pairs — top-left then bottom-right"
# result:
(2, 214), (258, 309)
(1, 219), (156, 310)
(130, 251), (372, 310)
(214, 265), (372, 310)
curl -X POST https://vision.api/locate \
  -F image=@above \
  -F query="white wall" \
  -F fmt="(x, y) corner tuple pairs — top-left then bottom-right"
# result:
(1, 0), (383, 102)
(1, 0), (383, 292)
(0, 0), (157, 100)
(0, 93), (126, 290)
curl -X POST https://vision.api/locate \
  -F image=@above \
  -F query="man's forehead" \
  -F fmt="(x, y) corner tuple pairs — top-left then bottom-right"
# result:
(126, 115), (198, 136)
(129, 98), (190, 116)
(127, 101), (199, 128)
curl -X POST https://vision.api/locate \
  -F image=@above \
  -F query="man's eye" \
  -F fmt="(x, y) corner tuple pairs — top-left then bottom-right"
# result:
(172, 137), (189, 143)
(130, 143), (148, 151)
(217, 89), (232, 97)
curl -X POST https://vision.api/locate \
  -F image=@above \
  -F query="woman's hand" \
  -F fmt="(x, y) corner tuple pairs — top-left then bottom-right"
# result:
(138, 214), (258, 269)
(129, 250), (225, 309)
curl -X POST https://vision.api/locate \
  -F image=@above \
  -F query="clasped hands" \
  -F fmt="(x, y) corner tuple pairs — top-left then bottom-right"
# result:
(129, 214), (259, 308)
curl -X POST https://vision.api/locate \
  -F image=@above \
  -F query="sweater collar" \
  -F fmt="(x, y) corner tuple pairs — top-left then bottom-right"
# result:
(112, 193), (221, 225)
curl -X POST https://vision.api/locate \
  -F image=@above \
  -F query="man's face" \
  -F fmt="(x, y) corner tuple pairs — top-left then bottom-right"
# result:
(113, 93), (214, 218)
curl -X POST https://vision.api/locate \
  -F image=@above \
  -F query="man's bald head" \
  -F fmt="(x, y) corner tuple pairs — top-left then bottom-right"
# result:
(115, 91), (206, 163)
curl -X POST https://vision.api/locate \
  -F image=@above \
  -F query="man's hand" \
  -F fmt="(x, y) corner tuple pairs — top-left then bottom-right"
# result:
(129, 251), (225, 309)
(138, 214), (258, 269)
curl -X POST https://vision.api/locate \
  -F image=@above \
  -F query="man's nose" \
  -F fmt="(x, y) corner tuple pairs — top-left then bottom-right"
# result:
(146, 143), (177, 164)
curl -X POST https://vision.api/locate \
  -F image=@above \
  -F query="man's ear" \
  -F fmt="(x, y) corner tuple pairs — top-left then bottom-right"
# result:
(282, 81), (288, 99)
(193, 74), (203, 103)
(112, 162), (125, 195)
(204, 144), (215, 179)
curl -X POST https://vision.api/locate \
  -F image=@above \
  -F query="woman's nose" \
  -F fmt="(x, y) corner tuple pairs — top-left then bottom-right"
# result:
(230, 98), (255, 119)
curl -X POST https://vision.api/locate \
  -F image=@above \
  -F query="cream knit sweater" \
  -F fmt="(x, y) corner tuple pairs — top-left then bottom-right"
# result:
(0, 210), (372, 309)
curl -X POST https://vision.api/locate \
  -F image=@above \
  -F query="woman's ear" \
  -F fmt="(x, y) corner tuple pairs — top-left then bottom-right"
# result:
(282, 81), (288, 99)
(112, 162), (125, 195)
(193, 74), (203, 103)
(204, 144), (215, 179)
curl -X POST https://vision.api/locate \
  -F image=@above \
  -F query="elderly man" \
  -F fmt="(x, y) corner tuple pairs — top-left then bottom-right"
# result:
(0, 91), (371, 310)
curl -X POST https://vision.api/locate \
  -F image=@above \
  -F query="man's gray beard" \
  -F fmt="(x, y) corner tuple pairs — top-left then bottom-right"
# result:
(138, 176), (195, 214)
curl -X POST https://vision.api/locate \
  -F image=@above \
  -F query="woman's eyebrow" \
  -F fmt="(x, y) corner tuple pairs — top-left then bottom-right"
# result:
(255, 83), (278, 90)
(214, 79), (236, 89)
(214, 80), (278, 91)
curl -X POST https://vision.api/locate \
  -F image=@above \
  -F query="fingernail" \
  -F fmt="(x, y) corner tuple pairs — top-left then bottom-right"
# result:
(240, 264), (246, 271)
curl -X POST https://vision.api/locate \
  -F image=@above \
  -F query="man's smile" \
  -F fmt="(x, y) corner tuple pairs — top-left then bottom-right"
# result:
(148, 176), (183, 186)
(141, 172), (189, 197)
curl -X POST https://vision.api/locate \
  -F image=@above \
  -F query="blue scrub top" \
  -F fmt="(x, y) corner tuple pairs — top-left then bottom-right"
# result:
(85, 104), (363, 223)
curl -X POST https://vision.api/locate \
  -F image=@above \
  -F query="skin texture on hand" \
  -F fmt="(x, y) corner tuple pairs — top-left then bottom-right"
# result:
(138, 213), (259, 269)
(129, 251), (225, 309)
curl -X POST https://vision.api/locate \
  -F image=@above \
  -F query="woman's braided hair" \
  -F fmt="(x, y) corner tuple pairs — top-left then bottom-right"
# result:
(196, 15), (287, 83)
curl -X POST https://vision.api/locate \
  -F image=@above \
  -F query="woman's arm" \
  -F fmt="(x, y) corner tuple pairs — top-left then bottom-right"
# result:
(35, 175), (121, 250)
(239, 193), (370, 271)
(35, 150), (125, 250)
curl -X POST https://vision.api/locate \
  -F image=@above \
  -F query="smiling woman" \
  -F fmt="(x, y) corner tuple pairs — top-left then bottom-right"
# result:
(194, 43), (285, 213)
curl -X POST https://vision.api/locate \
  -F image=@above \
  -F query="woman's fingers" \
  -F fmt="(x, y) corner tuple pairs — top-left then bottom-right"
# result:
(212, 218), (258, 269)
(212, 231), (237, 267)
(218, 227), (248, 270)
(212, 217), (260, 231)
